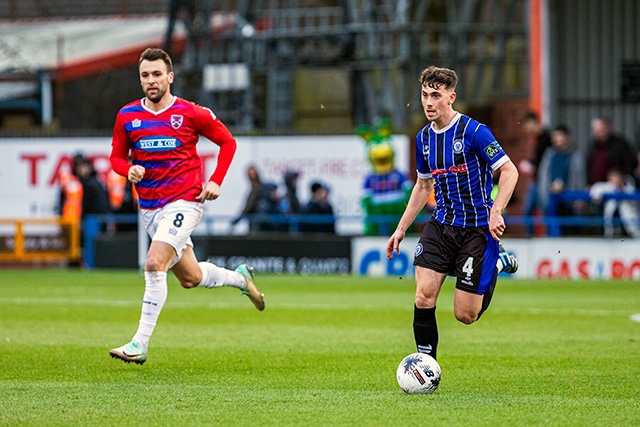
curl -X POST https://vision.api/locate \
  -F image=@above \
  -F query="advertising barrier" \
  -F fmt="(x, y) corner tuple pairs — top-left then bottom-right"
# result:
(503, 238), (640, 280)
(94, 233), (352, 274)
(352, 237), (640, 280)
(351, 236), (419, 277)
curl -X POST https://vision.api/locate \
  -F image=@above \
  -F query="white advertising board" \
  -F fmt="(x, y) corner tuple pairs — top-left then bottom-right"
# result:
(351, 236), (419, 277)
(0, 135), (410, 235)
(504, 238), (640, 280)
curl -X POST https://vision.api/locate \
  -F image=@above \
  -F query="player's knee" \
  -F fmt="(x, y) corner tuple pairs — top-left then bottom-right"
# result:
(454, 310), (478, 325)
(415, 292), (436, 308)
(175, 269), (201, 289)
(144, 256), (164, 273)
(176, 272), (198, 289)
(178, 278), (197, 288)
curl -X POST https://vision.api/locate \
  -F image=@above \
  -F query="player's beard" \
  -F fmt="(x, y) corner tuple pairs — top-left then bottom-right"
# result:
(145, 86), (166, 103)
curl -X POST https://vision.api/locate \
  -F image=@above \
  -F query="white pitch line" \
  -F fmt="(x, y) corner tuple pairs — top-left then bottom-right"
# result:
(0, 297), (636, 316)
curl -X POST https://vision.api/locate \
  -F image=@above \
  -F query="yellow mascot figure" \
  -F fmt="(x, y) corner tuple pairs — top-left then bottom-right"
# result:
(357, 119), (414, 235)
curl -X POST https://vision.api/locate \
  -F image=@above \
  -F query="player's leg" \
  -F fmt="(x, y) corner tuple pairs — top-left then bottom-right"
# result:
(110, 201), (199, 364)
(412, 218), (453, 360)
(414, 266), (447, 360)
(452, 290), (484, 324)
(109, 240), (175, 365)
(452, 227), (500, 323)
(171, 244), (265, 311)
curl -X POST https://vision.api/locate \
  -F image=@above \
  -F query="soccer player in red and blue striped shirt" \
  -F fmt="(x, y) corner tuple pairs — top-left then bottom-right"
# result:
(386, 66), (519, 360)
(108, 48), (264, 365)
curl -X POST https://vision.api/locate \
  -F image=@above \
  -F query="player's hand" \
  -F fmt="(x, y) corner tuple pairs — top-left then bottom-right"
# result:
(198, 181), (220, 202)
(386, 230), (405, 260)
(489, 209), (505, 242)
(128, 165), (145, 184)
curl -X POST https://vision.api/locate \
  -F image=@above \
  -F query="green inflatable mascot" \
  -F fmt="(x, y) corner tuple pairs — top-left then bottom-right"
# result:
(357, 119), (414, 236)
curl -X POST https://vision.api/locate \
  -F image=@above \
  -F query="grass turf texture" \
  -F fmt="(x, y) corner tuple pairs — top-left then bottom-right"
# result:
(0, 269), (638, 426)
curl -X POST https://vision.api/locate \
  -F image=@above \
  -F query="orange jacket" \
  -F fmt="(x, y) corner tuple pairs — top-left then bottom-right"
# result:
(59, 171), (83, 221)
(107, 169), (138, 212)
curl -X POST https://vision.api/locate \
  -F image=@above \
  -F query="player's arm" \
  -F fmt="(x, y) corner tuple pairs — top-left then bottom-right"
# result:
(489, 160), (519, 241)
(197, 106), (237, 201)
(110, 116), (145, 183)
(386, 177), (434, 259)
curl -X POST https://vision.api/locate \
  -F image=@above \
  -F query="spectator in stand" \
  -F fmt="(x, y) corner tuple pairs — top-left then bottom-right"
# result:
(58, 153), (110, 266)
(59, 153), (110, 222)
(255, 182), (282, 232)
(230, 164), (263, 233)
(537, 125), (587, 235)
(75, 157), (110, 218)
(302, 181), (336, 234)
(280, 170), (301, 231)
(107, 168), (139, 232)
(518, 111), (552, 235)
(587, 117), (636, 186)
(589, 168), (640, 238)
(58, 153), (86, 223)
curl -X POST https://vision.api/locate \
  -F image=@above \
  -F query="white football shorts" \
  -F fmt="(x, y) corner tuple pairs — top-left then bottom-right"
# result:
(140, 200), (203, 267)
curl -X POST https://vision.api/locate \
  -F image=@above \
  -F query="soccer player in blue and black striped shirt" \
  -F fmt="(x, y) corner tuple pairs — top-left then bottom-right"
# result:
(386, 66), (519, 360)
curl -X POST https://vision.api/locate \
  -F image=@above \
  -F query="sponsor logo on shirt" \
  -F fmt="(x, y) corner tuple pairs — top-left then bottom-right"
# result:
(132, 119), (141, 128)
(431, 163), (467, 176)
(136, 137), (181, 151)
(484, 141), (502, 159)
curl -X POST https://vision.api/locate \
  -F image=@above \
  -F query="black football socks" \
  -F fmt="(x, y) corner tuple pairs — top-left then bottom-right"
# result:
(413, 305), (438, 360)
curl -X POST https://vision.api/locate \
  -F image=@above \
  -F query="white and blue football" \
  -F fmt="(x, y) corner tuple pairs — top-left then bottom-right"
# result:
(396, 352), (441, 394)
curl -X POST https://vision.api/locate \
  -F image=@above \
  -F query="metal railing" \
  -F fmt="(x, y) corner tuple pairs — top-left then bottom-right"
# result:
(0, 217), (80, 262)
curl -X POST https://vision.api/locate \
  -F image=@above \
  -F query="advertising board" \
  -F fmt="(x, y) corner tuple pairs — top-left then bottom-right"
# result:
(0, 135), (410, 235)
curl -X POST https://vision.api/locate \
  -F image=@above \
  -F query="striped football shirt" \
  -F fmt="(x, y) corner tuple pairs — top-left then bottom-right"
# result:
(110, 96), (236, 210)
(415, 112), (509, 227)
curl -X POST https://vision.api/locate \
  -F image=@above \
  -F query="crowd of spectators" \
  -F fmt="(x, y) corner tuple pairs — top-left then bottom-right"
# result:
(519, 112), (640, 238)
(230, 165), (336, 234)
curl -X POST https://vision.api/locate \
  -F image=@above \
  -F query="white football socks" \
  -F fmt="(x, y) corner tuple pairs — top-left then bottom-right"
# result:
(197, 262), (245, 289)
(132, 271), (168, 351)
(130, 265), (246, 350)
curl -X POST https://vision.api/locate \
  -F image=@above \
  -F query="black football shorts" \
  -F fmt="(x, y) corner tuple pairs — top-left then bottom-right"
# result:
(413, 217), (499, 295)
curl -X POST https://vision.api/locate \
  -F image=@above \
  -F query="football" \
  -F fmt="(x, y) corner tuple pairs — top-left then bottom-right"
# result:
(396, 352), (441, 394)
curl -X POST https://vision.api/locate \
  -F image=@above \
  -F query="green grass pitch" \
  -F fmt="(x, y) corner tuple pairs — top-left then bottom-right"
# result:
(0, 269), (638, 426)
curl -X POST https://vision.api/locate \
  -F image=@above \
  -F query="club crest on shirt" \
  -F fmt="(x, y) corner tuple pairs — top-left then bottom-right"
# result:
(453, 139), (464, 153)
(171, 115), (184, 129)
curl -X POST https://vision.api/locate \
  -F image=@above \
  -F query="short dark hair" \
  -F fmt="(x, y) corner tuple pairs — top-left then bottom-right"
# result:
(522, 110), (540, 123)
(139, 48), (173, 73)
(552, 124), (570, 135)
(418, 66), (458, 91)
(311, 182), (323, 193)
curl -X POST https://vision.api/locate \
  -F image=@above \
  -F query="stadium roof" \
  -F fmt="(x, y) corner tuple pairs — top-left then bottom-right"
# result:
(0, 15), (183, 81)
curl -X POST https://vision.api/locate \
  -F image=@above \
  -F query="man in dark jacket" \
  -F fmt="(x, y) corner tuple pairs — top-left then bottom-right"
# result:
(587, 117), (636, 186)
(302, 182), (336, 233)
